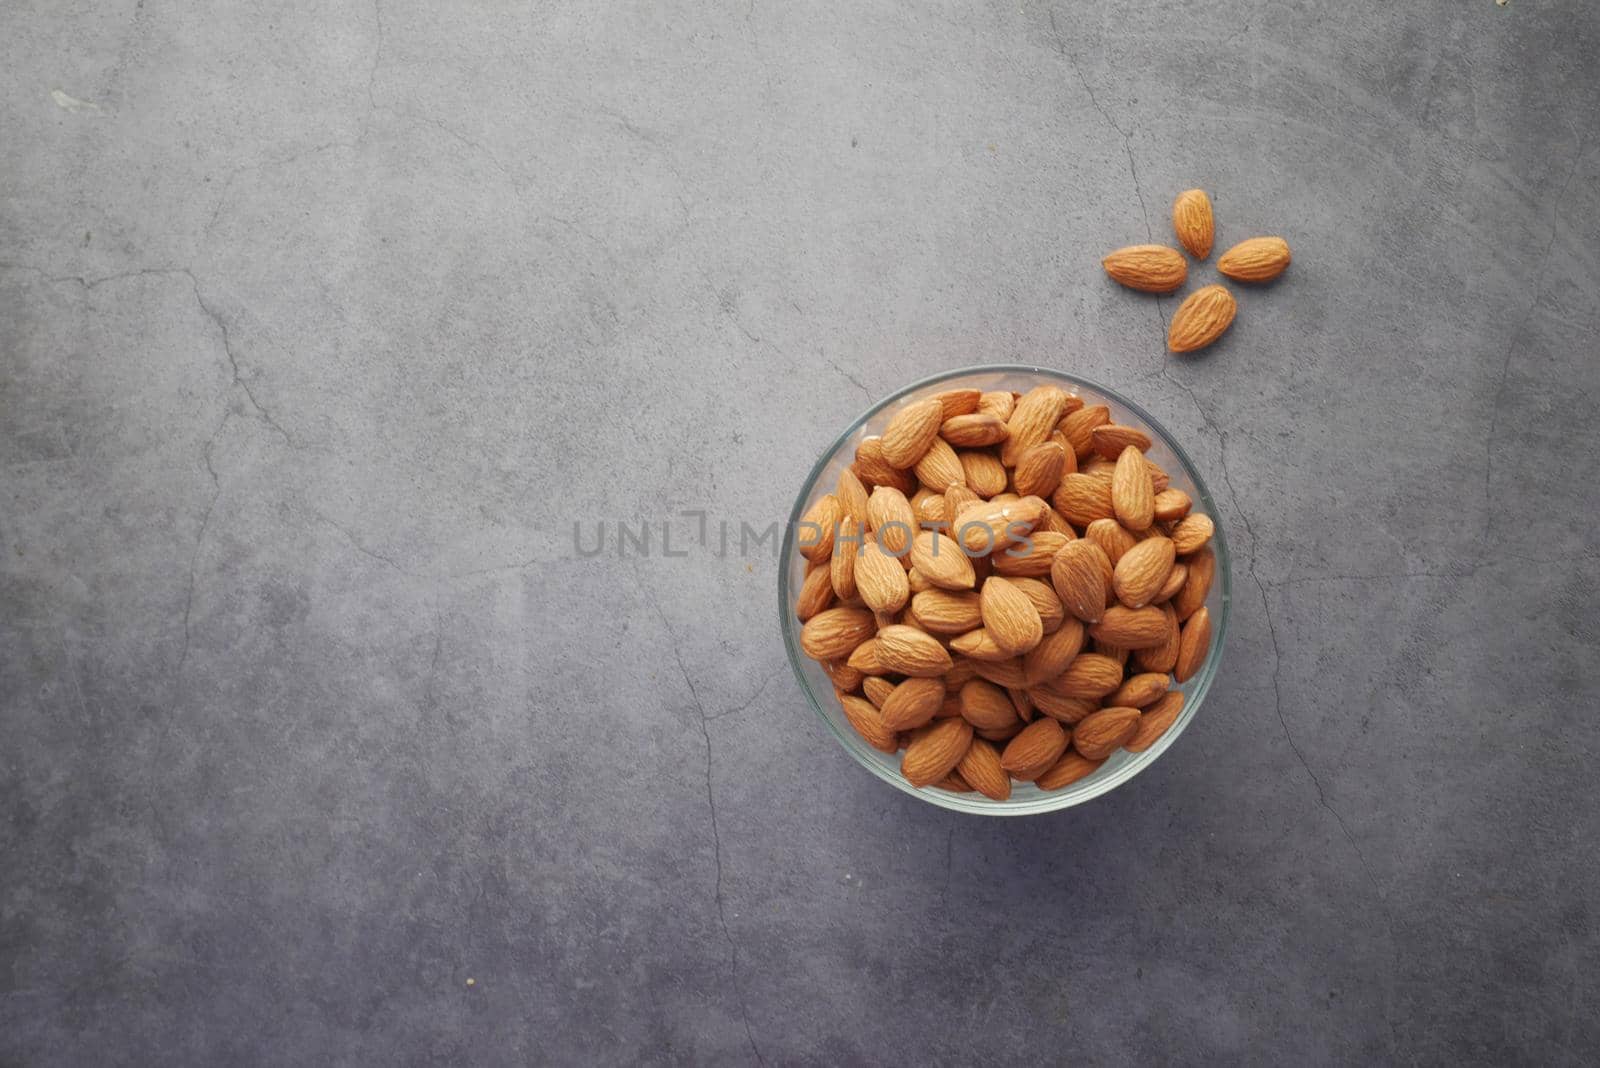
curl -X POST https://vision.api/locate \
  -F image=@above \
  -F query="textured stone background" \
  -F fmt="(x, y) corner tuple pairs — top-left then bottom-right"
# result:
(3, 1), (1598, 1064)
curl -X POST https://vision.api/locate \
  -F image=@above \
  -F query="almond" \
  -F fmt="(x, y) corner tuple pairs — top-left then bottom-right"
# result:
(1167, 284), (1237, 354)
(866, 486), (917, 556)
(970, 656), (1027, 689)
(879, 676), (947, 730)
(1174, 605), (1212, 683)
(1012, 577), (1066, 633)
(1101, 244), (1188, 293)
(956, 738), (1012, 800)
(1171, 513), (1215, 555)
(1037, 503), (1076, 537)
(959, 679), (1021, 731)
(830, 517), (863, 600)
(1088, 605), (1171, 649)
(1048, 652), (1125, 699)
(853, 436), (917, 493)
(1153, 487), (1192, 522)
(836, 467), (872, 528)
(944, 657), (978, 692)
(880, 397), (945, 468)
(940, 412), (1010, 447)
(957, 448), (1008, 497)
(1217, 236), (1291, 283)
(936, 694), (965, 719)
(1022, 618), (1086, 686)
(943, 482), (981, 518)
(1132, 603), (1180, 674)
(906, 567), (933, 594)
(1029, 691), (1097, 726)
(862, 675), (895, 707)
(1053, 473), (1116, 526)
(1126, 690), (1185, 752)
(1091, 424), (1153, 461)
(977, 390), (1015, 420)
(1112, 536), (1176, 608)
(1050, 540), (1113, 623)
(1072, 705), (1140, 760)
(934, 388), (982, 420)
(854, 538), (910, 617)
(910, 589), (983, 635)
(933, 769), (974, 792)
(796, 561), (835, 621)
(1093, 638), (1131, 666)
(875, 624), (954, 677)
(902, 718), (973, 787)
(1174, 546), (1214, 621)
(999, 718), (1069, 781)
(1111, 444), (1155, 531)
(1013, 441), (1068, 498)
(1007, 686), (1035, 723)
(1001, 386), (1070, 466)
(910, 488), (947, 528)
(846, 637), (888, 675)
(1059, 404), (1110, 460)
(952, 497), (1045, 554)
(1109, 672), (1171, 708)
(911, 438), (962, 494)
(1154, 562), (1188, 604)
(909, 530), (976, 590)
(1172, 188), (1214, 260)
(979, 577), (1044, 656)
(800, 606), (876, 661)
(949, 628), (1012, 662)
(840, 694), (899, 753)
(1035, 751), (1105, 790)
(798, 493), (840, 562)
(1084, 518), (1138, 566)
(990, 530), (1071, 578)
(823, 660), (864, 694)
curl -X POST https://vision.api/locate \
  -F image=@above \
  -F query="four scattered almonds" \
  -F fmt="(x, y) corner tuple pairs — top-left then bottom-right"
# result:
(795, 382), (1218, 799)
(1102, 187), (1290, 354)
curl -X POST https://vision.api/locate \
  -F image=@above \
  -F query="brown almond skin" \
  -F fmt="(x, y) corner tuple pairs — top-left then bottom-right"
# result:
(957, 449), (1008, 497)
(1091, 424), (1153, 460)
(957, 738), (1012, 800)
(1167, 285), (1238, 354)
(934, 388), (982, 420)
(1027, 689), (1099, 724)
(1088, 605), (1172, 649)
(1053, 473), (1116, 526)
(1102, 244), (1188, 293)
(874, 624), (954, 677)
(971, 657), (1027, 689)
(796, 562), (836, 621)
(799, 494), (840, 562)
(1051, 540), (1113, 624)
(959, 679), (1021, 731)
(1085, 518), (1138, 566)
(1035, 751), (1105, 790)
(1113, 536), (1176, 609)
(1217, 236), (1291, 283)
(910, 588), (983, 635)
(1153, 488), (1192, 522)
(980, 577), (1044, 656)
(1073, 706), (1140, 760)
(1111, 444), (1155, 531)
(1126, 690), (1185, 752)
(800, 606), (876, 661)
(1174, 546), (1215, 620)
(840, 694), (899, 752)
(862, 676), (896, 707)
(1110, 672), (1171, 709)
(1172, 513), (1215, 555)
(1013, 441), (1069, 498)
(1047, 652), (1125, 700)
(1174, 606), (1213, 683)
(880, 397), (945, 468)
(940, 412), (1010, 447)
(853, 437), (918, 494)
(1001, 386), (1070, 467)
(902, 719), (974, 787)
(880, 676), (947, 731)
(836, 468), (872, 529)
(1153, 562), (1189, 605)
(1059, 405), (1111, 460)
(909, 531), (976, 590)
(856, 539), (911, 615)
(1022, 618), (1086, 687)
(1172, 189), (1215, 260)
(1000, 718), (1069, 781)
(866, 486), (917, 556)
(1133, 603), (1181, 674)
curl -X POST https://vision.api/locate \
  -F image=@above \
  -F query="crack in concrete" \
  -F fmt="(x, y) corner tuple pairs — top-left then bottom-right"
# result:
(176, 411), (229, 682)
(825, 356), (871, 400)
(1482, 131), (1586, 545)
(639, 574), (765, 1066)
(705, 670), (780, 722)
(313, 512), (410, 573)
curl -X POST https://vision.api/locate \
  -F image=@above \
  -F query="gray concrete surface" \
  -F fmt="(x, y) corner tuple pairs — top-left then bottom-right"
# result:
(3, 1), (1597, 1064)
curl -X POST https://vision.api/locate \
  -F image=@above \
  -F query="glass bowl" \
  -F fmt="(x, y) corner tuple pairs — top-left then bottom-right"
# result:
(778, 364), (1232, 815)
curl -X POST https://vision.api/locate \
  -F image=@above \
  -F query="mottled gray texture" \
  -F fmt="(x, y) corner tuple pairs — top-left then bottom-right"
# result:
(2, 0), (1597, 1064)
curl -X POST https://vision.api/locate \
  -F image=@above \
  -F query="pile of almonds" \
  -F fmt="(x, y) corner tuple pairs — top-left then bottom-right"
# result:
(795, 384), (1217, 800)
(1102, 187), (1291, 354)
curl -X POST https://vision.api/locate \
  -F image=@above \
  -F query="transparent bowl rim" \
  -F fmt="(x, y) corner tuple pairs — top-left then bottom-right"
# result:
(778, 364), (1232, 815)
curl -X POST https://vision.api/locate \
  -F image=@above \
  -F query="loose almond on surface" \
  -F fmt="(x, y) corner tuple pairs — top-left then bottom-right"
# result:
(1167, 284), (1237, 354)
(1101, 244), (1188, 293)
(1172, 188), (1215, 260)
(1217, 236), (1291, 283)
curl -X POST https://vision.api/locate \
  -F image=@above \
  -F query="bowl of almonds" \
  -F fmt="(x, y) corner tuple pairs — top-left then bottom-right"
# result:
(781, 365), (1230, 814)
